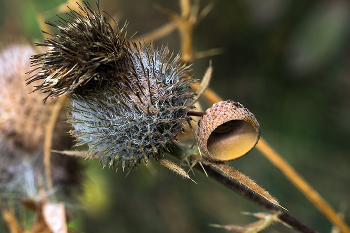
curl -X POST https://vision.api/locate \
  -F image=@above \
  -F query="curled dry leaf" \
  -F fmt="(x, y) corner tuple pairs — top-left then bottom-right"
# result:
(197, 100), (260, 162)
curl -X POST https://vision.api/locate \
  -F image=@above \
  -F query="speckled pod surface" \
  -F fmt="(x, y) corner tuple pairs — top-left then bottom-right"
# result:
(197, 100), (260, 161)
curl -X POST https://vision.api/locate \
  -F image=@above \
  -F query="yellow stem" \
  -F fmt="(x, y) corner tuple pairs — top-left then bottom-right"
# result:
(44, 95), (67, 200)
(256, 139), (349, 233)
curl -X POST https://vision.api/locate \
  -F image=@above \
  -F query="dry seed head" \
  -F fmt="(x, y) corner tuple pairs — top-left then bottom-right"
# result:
(0, 44), (55, 153)
(197, 100), (260, 161)
(0, 44), (83, 195)
(27, 1), (196, 170)
(69, 44), (195, 167)
(26, 1), (131, 101)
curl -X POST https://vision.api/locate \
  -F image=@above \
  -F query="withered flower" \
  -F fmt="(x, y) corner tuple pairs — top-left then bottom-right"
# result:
(27, 2), (196, 169)
(69, 44), (195, 167)
(27, 2), (132, 101)
(0, 44), (82, 195)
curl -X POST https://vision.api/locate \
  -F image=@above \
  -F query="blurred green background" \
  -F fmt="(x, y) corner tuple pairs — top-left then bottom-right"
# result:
(1, 0), (350, 232)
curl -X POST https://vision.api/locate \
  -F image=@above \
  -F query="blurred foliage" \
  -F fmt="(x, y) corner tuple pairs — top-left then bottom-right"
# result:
(1, 0), (350, 232)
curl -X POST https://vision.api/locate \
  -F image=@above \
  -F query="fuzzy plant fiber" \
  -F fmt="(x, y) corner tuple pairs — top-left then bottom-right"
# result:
(0, 44), (83, 196)
(27, 2), (196, 168)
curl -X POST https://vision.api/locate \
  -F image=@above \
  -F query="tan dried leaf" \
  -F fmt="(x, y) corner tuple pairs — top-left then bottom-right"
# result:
(209, 211), (284, 233)
(43, 203), (67, 233)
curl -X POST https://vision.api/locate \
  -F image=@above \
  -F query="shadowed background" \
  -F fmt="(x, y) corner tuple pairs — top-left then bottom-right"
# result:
(0, 0), (349, 232)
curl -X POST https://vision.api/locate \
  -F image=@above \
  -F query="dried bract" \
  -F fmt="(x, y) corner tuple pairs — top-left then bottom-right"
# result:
(27, 1), (131, 101)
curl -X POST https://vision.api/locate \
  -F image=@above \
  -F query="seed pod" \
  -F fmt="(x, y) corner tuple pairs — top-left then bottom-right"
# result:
(197, 100), (260, 162)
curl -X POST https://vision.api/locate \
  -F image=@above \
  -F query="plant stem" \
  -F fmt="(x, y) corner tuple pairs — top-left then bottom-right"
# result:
(187, 111), (204, 117)
(199, 163), (318, 233)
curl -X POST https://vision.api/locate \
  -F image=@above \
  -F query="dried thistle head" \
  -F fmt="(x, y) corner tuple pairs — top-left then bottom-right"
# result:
(0, 44), (54, 154)
(0, 44), (83, 196)
(69, 44), (195, 168)
(26, 1), (132, 101)
(26, 1), (196, 173)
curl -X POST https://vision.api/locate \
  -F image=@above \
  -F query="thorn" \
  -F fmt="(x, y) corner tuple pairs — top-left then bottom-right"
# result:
(109, 159), (114, 168)
(186, 159), (196, 176)
(151, 143), (158, 153)
(199, 161), (208, 177)
(124, 164), (134, 178)
(143, 155), (149, 165)
(189, 177), (197, 184)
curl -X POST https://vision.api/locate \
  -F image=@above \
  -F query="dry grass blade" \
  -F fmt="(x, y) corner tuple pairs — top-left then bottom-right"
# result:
(195, 2), (214, 25)
(189, 0), (200, 23)
(190, 83), (222, 104)
(51, 150), (89, 158)
(206, 161), (283, 209)
(194, 48), (224, 60)
(190, 61), (212, 104)
(132, 22), (176, 44)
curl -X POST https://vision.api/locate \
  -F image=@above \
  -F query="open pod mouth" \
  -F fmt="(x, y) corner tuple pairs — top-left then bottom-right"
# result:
(197, 100), (260, 162)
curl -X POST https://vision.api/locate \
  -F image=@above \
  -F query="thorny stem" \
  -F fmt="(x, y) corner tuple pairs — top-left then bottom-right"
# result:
(198, 164), (318, 233)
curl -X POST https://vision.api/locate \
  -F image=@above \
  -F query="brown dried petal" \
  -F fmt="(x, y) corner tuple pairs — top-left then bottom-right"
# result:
(197, 100), (260, 161)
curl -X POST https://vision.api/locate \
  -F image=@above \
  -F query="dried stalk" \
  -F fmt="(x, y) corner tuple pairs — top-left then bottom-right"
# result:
(132, 22), (176, 44)
(256, 139), (349, 232)
(191, 83), (349, 232)
(199, 164), (317, 233)
(44, 95), (67, 199)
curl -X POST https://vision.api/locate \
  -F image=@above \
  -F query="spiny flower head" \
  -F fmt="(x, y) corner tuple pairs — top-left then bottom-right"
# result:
(27, 2), (196, 169)
(27, 1), (131, 101)
(69, 44), (195, 167)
